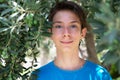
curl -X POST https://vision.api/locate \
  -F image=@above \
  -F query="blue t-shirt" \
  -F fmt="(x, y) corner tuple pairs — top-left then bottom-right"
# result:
(31, 60), (112, 80)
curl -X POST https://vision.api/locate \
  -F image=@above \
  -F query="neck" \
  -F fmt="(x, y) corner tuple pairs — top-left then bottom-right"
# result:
(54, 50), (84, 70)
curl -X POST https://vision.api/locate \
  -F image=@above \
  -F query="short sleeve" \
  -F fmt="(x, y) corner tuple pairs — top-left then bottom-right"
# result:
(95, 67), (112, 80)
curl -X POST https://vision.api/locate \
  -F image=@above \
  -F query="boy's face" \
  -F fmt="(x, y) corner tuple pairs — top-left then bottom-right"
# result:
(51, 10), (86, 52)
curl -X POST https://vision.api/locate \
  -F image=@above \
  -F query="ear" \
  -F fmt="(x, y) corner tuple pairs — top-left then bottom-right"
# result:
(81, 28), (87, 38)
(48, 28), (52, 33)
(48, 28), (53, 39)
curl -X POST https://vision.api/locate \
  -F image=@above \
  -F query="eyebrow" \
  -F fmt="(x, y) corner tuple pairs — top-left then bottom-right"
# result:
(70, 20), (80, 23)
(53, 20), (80, 24)
(53, 21), (62, 24)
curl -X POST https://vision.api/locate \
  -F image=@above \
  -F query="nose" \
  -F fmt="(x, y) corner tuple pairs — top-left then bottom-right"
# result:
(63, 27), (70, 37)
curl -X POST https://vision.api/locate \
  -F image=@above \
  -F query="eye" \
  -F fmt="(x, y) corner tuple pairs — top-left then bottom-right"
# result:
(70, 25), (77, 28)
(54, 25), (62, 28)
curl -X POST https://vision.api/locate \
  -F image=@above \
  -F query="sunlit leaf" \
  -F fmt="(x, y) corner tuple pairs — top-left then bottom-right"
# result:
(11, 1), (19, 7)
(0, 27), (10, 33)
(9, 12), (19, 18)
(17, 13), (26, 22)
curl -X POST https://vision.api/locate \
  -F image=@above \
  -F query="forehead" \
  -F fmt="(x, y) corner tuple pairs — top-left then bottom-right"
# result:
(53, 10), (80, 23)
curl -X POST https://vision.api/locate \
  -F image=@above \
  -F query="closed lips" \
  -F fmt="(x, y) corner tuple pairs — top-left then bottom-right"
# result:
(60, 41), (73, 44)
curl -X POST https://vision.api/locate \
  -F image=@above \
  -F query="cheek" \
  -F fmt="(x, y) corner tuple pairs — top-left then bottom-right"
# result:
(72, 31), (82, 39)
(72, 34), (82, 45)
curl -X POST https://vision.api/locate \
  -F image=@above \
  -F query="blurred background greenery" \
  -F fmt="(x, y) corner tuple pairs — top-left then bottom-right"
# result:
(0, 0), (120, 80)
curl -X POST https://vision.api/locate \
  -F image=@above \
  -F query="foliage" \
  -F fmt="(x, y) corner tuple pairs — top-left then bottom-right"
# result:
(0, 0), (55, 80)
(75, 0), (120, 78)
(95, 1), (120, 78)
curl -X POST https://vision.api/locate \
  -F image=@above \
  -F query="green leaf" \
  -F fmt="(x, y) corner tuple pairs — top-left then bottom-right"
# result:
(0, 17), (11, 26)
(8, 74), (12, 80)
(11, 1), (19, 7)
(117, 60), (120, 74)
(103, 52), (119, 65)
(0, 4), (8, 8)
(1, 9), (13, 16)
(17, 13), (26, 22)
(0, 27), (10, 33)
(1, 48), (8, 58)
(9, 12), (19, 19)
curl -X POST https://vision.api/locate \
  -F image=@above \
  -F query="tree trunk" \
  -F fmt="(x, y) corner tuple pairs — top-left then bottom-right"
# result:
(85, 25), (100, 64)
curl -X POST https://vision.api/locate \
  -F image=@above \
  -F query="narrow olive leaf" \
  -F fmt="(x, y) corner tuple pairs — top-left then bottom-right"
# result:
(0, 4), (8, 8)
(0, 27), (10, 33)
(1, 9), (13, 16)
(9, 12), (19, 19)
(11, 1), (18, 7)
(10, 26), (16, 34)
(11, 1), (24, 11)
(0, 17), (10, 26)
(118, 60), (120, 74)
(17, 13), (26, 22)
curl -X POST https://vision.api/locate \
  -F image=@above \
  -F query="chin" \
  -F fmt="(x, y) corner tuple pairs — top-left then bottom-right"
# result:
(62, 47), (72, 51)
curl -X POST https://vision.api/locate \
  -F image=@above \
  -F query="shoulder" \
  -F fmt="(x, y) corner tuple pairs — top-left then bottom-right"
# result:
(86, 60), (109, 73)
(85, 60), (103, 69)
(85, 60), (112, 80)
(30, 61), (54, 80)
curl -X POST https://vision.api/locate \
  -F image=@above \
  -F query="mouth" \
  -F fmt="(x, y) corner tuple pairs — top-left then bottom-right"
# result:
(60, 41), (73, 44)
